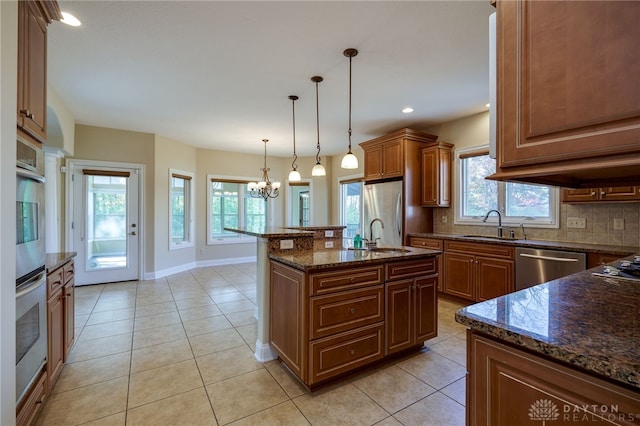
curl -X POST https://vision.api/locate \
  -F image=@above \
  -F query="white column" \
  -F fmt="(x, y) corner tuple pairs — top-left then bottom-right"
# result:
(44, 148), (64, 253)
(254, 237), (277, 362)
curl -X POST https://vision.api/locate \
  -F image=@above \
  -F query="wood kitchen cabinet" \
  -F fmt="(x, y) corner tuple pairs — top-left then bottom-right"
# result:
(270, 256), (438, 389)
(46, 259), (75, 391)
(408, 236), (443, 291)
(421, 142), (453, 207)
(491, 0), (640, 188)
(443, 241), (514, 302)
(16, 369), (47, 426)
(467, 331), (640, 426)
(17, 0), (61, 144)
(562, 187), (640, 203)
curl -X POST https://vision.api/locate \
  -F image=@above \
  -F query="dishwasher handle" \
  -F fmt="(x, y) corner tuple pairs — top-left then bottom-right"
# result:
(518, 253), (579, 262)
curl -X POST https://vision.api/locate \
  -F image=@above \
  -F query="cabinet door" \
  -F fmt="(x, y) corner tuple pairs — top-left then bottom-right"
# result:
(414, 276), (437, 343)
(468, 333), (640, 426)
(443, 252), (475, 300)
(47, 290), (64, 390)
(381, 140), (403, 179)
(385, 279), (413, 355)
(63, 281), (75, 359)
(561, 188), (598, 203)
(475, 257), (514, 302)
(363, 144), (383, 181)
(421, 147), (451, 207)
(18, 1), (48, 142)
(601, 186), (640, 202)
(495, 0), (640, 184)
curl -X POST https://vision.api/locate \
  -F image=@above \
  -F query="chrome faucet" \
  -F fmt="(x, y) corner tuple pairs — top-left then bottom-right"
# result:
(482, 209), (503, 238)
(367, 218), (385, 248)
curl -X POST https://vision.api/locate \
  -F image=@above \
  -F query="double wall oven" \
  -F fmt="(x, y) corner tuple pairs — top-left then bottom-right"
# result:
(16, 137), (47, 405)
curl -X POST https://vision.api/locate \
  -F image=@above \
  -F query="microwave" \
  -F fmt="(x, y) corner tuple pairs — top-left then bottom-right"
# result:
(17, 136), (44, 177)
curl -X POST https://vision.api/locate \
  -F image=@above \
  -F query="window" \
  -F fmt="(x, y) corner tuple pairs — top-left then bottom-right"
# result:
(169, 169), (193, 249)
(340, 178), (363, 239)
(208, 177), (266, 244)
(456, 147), (558, 228)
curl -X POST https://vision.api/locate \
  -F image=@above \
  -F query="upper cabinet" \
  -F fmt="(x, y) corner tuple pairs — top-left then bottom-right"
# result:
(421, 142), (453, 207)
(17, 0), (61, 144)
(490, 0), (640, 188)
(360, 128), (437, 183)
(562, 186), (640, 203)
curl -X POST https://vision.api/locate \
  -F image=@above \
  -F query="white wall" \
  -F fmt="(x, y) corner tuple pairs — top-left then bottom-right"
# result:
(1, 2), (18, 423)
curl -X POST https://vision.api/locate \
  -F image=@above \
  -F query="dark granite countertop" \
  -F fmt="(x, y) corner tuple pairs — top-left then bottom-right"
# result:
(409, 232), (638, 256)
(270, 246), (441, 271)
(456, 255), (640, 390)
(46, 252), (77, 273)
(224, 225), (314, 238)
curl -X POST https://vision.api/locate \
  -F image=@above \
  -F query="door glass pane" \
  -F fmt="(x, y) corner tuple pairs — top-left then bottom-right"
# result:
(341, 181), (362, 239)
(299, 192), (310, 226)
(86, 175), (127, 270)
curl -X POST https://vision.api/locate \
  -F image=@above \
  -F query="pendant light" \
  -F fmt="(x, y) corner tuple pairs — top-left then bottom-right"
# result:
(288, 95), (301, 182)
(311, 75), (326, 177)
(341, 48), (359, 169)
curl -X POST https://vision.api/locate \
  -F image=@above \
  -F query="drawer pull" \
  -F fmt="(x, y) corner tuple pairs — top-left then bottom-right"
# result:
(349, 349), (355, 356)
(349, 308), (356, 314)
(349, 277), (354, 283)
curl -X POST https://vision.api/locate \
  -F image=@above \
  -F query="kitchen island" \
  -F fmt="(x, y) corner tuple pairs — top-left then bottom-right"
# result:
(269, 245), (441, 389)
(456, 256), (640, 425)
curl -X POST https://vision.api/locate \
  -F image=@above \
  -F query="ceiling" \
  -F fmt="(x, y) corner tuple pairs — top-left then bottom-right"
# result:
(48, 1), (495, 158)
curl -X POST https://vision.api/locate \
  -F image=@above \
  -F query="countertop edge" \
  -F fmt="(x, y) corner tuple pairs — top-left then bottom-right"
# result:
(46, 252), (77, 273)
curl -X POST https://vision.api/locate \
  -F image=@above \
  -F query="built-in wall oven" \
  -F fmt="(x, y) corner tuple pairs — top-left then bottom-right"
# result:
(16, 137), (47, 405)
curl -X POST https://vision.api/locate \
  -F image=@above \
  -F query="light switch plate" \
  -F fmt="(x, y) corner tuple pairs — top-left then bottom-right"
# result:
(325, 230), (334, 237)
(613, 218), (624, 230)
(324, 241), (334, 248)
(280, 239), (294, 249)
(567, 217), (586, 229)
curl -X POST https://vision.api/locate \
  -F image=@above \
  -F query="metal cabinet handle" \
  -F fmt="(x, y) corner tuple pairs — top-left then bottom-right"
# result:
(19, 109), (33, 118)
(349, 349), (355, 356)
(590, 191), (596, 196)
(349, 308), (355, 314)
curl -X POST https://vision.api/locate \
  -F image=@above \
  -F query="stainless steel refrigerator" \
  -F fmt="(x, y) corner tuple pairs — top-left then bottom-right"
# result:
(363, 180), (403, 247)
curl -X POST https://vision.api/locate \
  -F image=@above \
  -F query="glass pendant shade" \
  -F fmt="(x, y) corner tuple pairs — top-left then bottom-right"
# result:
(341, 152), (359, 169)
(288, 169), (301, 181)
(311, 163), (326, 176)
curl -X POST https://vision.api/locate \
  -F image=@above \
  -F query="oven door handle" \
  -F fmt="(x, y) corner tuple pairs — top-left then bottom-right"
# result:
(16, 167), (45, 184)
(16, 271), (46, 299)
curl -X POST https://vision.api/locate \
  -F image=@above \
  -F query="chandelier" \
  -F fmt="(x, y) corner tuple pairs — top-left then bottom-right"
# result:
(248, 139), (280, 200)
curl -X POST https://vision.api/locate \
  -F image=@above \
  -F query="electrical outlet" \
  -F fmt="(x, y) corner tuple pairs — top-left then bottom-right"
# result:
(613, 218), (624, 230)
(441, 215), (448, 224)
(280, 239), (294, 249)
(324, 230), (334, 237)
(567, 217), (586, 229)
(324, 241), (334, 248)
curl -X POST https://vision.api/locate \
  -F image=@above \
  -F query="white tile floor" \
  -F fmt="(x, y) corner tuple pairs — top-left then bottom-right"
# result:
(35, 262), (470, 425)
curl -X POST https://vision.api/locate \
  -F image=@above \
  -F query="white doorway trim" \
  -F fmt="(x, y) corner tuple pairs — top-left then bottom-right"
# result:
(65, 159), (145, 284)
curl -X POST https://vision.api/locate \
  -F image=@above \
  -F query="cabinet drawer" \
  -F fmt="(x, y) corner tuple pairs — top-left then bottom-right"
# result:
(16, 369), (47, 426)
(310, 265), (383, 295)
(386, 258), (437, 281)
(444, 241), (514, 259)
(310, 286), (384, 339)
(47, 267), (64, 298)
(408, 237), (443, 250)
(63, 261), (74, 284)
(309, 323), (384, 385)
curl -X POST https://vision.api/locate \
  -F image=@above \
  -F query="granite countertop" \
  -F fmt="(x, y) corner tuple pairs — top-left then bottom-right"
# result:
(270, 246), (441, 271)
(455, 255), (640, 390)
(410, 232), (638, 256)
(224, 225), (314, 238)
(46, 252), (77, 273)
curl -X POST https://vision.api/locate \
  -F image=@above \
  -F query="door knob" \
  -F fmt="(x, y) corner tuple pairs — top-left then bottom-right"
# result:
(128, 231), (137, 236)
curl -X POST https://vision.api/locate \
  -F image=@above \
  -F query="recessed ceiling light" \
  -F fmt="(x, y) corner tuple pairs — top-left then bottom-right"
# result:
(60, 11), (82, 27)
(402, 107), (414, 114)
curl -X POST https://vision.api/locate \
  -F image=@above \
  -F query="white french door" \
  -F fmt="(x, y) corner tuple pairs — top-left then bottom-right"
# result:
(67, 160), (142, 285)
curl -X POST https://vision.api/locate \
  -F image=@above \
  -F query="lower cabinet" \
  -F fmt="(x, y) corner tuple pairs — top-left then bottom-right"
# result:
(408, 236), (443, 291)
(467, 331), (640, 426)
(270, 256), (438, 389)
(46, 259), (75, 391)
(16, 369), (47, 426)
(443, 241), (514, 302)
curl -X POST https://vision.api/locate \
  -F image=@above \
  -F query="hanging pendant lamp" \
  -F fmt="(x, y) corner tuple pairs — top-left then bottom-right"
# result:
(248, 139), (280, 200)
(311, 75), (326, 177)
(341, 48), (359, 169)
(288, 95), (301, 182)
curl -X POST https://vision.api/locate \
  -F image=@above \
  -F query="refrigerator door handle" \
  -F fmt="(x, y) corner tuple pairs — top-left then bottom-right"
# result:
(395, 193), (402, 241)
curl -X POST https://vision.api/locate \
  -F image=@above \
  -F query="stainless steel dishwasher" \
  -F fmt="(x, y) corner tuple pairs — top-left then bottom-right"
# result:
(515, 247), (586, 290)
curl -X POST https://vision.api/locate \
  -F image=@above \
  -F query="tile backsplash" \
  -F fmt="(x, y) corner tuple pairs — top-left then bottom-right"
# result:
(433, 203), (640, 248)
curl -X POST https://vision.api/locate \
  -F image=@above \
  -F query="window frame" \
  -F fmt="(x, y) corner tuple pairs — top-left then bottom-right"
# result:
(454, 146), (559, 229)
(169, 169), (194, 250)
(338, 175), (364, 240)
(206, 174), (268, 245)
